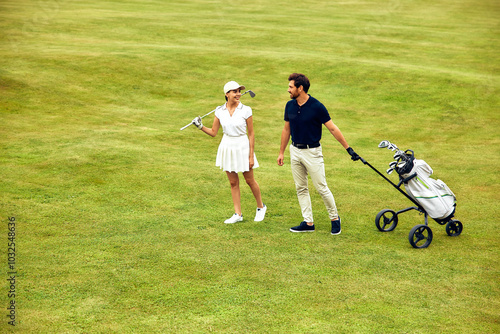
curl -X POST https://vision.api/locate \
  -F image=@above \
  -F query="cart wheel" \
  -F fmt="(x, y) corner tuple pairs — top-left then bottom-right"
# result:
(446, 220), (463, 237)
(408, 224), (433, 248)
(375, 209), (398, 232)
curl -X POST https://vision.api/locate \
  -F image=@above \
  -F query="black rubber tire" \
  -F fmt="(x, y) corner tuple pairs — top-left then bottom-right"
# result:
(408, 224), (433, 248)
(375, 209), (398, 232)
(446, 220), (463, 237)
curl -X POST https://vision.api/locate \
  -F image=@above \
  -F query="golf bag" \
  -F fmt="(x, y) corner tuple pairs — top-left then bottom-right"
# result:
(399, 159), (456, 221)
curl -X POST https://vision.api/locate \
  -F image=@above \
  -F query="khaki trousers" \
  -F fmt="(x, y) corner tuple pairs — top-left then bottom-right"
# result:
(290, 144), (338, 223)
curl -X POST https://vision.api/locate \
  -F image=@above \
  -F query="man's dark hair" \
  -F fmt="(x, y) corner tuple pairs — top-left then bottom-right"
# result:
(288, 73), (310, 93)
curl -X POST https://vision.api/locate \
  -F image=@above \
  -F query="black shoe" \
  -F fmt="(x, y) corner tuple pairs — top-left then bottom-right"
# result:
(331, 217), (341, 235)
(290, 221), (315, 232)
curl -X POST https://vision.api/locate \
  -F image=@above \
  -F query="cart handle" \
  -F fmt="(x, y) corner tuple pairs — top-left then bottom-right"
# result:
(358, 155), (422, 209)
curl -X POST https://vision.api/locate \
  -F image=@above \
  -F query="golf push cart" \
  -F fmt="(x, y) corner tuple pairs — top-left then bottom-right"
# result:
(359, 140), (463, 249)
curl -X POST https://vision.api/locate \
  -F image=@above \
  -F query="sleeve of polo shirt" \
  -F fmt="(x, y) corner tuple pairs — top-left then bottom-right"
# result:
(243, 106), (252, 119)
(284, 101), (290, 121)
(215, 106), (222, 119)
(318, 103), (331, 124)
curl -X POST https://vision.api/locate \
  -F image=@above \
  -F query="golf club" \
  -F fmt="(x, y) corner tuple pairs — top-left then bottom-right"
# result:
(386, 167), (394, 175)
(180, 90), (256, 130)
(397, 161), (407, 168)
(389, 161), (397, 168)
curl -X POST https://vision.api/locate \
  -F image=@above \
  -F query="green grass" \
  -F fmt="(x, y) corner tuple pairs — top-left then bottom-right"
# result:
(1, 0), (499, 332)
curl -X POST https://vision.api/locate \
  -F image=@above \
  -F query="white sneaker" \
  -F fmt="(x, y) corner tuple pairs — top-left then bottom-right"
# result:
(254, 204), (267, 222)
(224, 213), (243, 224)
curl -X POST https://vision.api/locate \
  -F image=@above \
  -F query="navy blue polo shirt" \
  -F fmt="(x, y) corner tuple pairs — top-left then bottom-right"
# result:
(284, 95), (331, 145)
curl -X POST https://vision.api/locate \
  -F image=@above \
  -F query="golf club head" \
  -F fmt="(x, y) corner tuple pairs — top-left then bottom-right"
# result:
(389, 161), (397, 168)
(394, 152), (403, 160)
(397, 161), (407, 168)
(378, 140), (390, 148)
(386, 167), (394, 175)
(242, 90), (256, 98)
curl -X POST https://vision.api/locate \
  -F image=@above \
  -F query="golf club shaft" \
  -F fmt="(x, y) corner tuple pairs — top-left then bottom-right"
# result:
(180, 90), (254, 130)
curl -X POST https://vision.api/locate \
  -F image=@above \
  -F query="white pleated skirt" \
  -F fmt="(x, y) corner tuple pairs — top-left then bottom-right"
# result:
(216, 134), (259, 173)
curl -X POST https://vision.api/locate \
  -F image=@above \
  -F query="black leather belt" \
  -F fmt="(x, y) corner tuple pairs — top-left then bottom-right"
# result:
(292, 142), (320, 149)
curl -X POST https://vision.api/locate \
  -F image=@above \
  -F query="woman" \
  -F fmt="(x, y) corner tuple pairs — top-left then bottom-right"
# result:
(191, 81), (267, 224)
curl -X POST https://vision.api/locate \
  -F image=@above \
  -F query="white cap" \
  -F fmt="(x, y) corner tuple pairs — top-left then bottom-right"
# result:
(224, 81), (245, 94)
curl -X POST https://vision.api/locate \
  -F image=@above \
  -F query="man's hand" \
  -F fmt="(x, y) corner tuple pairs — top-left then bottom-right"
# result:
(277, 153), (285, 166)
(346, 147), (360, 161)
(192, 116), (203, 130)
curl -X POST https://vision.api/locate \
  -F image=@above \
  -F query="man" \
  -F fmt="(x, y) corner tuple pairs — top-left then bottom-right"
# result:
(277, 73), (360, 234)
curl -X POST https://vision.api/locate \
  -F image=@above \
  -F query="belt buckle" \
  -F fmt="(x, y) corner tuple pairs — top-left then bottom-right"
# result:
(296, 142), (308, 149)
(293, 142), (317, 149)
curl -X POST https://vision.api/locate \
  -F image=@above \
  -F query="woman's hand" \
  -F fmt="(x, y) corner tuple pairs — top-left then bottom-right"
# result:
(192, 116), (203, 129)
(249, 155), (254, 169)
